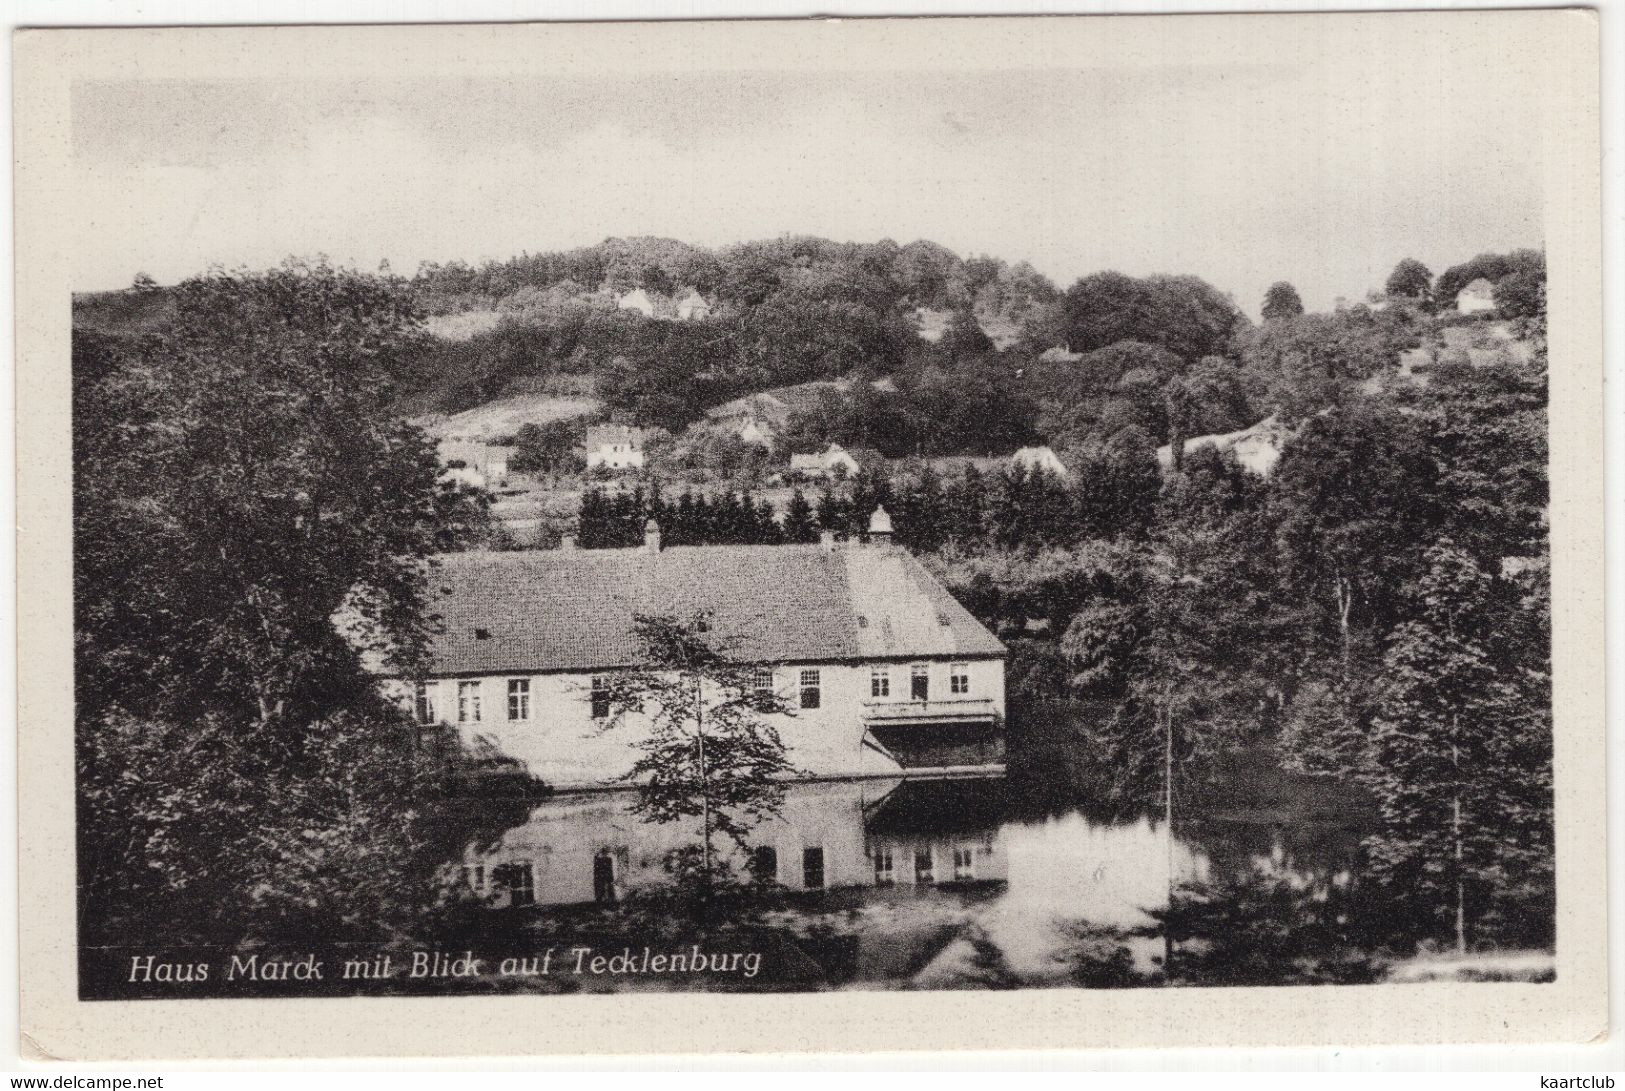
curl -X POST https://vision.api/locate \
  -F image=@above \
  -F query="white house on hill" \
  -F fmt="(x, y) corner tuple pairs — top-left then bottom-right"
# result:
(1009, 446), (1070, 479)
(585, 424), (649, 470)
(1455, 278), (1497, 314)
(788, 442), (878, 479)
(616, 289), (656, 318)
(436, 439), (510, 489)
(386, 510), (1008, 789)
(675, 288), (713, 321)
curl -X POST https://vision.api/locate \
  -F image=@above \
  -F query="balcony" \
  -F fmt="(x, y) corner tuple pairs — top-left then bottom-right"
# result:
(861, 697), (998, 725)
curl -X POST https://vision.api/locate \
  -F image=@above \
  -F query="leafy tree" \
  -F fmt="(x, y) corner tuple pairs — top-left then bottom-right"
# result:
(1385, 258), (1433, 303)
(73, 260), (474, 727)
(594, 613), (800, 899)
(1362, 543), (1553, 952)
(73, 261), (509, 951)
(1261, 281), (1305, 322)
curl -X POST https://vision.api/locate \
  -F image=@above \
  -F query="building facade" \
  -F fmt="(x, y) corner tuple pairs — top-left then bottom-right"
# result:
(584, 424), (649, 470)
(387, 514), (1007, 789)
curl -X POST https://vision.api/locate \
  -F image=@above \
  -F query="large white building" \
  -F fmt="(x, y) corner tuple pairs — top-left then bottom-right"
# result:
(389, 512), (1007, 789)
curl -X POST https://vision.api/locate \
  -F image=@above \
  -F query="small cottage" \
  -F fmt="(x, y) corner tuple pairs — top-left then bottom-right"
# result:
(616, 289), (657, 318)
(437, 439), (511, 489)
(585, 424), (649, 471)
(675, 288), (713, 322)
(1455, 278), (1497, 315)
(1009, 445), (1070, 480)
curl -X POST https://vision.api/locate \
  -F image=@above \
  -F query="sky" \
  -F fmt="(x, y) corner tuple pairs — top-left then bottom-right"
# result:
(70, 49), (1547, 315)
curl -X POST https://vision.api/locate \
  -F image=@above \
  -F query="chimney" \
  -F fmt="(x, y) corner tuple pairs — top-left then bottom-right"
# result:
(868, 505), (894, 545)
(644, 518), (662, 553)
(559, 534), (576, 552)
(819, 529), (837, 551)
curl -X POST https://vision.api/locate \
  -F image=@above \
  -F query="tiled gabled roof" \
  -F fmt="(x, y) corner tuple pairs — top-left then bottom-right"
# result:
(420, 542), (1004, 676)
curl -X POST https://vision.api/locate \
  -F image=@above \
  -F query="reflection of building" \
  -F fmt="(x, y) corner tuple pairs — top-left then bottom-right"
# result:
(460, 777), (1011, 909)
(386, 509), (1007, 788)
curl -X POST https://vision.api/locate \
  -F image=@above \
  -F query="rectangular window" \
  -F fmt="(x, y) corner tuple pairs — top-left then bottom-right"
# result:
(870, 666), (890, 698)
(915, 848), (935, 885)
(953, 846), (975, 880)
(414, 681), (437, 725)
(752, 845), (778, 882)
(497, 861), (534, 906)
(799, 669), (822, 710)
(457, 680), (482, 723)
(874, 848), (895, 887)
(590, 676), (610, 719)
(911, 663), (930, 701)
(950, 663), (970, 695)
(460, 863), (486, 894)
(507, 678), (530, 721)
(752, 668), (775, 701)
(802, 847), (825, 890)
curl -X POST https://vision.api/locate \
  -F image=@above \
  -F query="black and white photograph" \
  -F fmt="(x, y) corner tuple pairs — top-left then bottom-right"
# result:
(14, 10), (1609, 1060)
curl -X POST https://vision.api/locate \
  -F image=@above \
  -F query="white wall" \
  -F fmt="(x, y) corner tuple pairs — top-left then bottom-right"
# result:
(387, 656), (1005, 787)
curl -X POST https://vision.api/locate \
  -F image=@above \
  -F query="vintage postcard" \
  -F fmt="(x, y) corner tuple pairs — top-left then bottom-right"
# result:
(14, 12), (1605, 1059)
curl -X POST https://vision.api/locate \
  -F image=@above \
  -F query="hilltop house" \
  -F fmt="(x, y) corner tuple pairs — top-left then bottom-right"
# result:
(1009, 445), (1070, 480)
(437, 439), (511, 489)
(617, 287), (712, 321)
(674, 288), (713, 322)
(387, 509), (1007, 789)
(737, 418), (775, 449)
(788, 442), (880, 479)
(585, 424), (649, 471)
(616, 289), (657, 318)
(1455, 278), (1497, 315)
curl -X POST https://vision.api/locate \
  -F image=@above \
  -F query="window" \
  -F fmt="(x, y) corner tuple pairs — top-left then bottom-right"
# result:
(915, 848), (935, 885)
(799, 669), (822, 710)
(507, 678), (530, 721)
(802, 847), (825, 890)
(496, 861), (534, 906)
(751, 845), (778, 882)
(457, 680), (482, 723)
(752, 668), (775, 701)
(873, 848), (895, 887)
(459, 863), (486, 894)
(953, 846), (976, 880)
(911, 663), (930, 701)
(950, 663), (970, 695)
(414, 681), (437, 725)
(869, 666), (890, 698)
(590, 676), (610, 719)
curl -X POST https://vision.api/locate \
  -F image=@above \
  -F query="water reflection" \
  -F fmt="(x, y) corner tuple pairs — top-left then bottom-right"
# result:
(461, 774), (1370, 988)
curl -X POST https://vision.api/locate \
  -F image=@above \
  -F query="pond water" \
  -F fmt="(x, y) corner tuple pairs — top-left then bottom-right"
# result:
(465, 765), (1375, 990)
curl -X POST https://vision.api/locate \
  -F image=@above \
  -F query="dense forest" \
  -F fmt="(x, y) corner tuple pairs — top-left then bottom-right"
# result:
(71, 237), (1552, 974)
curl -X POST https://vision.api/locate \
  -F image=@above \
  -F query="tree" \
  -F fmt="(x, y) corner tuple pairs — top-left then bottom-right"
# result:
(1385, 258), (1433, 302)
(782, 488), (818, 543)
(73, 261), (509, 951)
(73, 260), (473, 728)
(1261, 281), (1304, 323)
(594, 614), (801, 901)
(1362, 543), (1553, 952)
